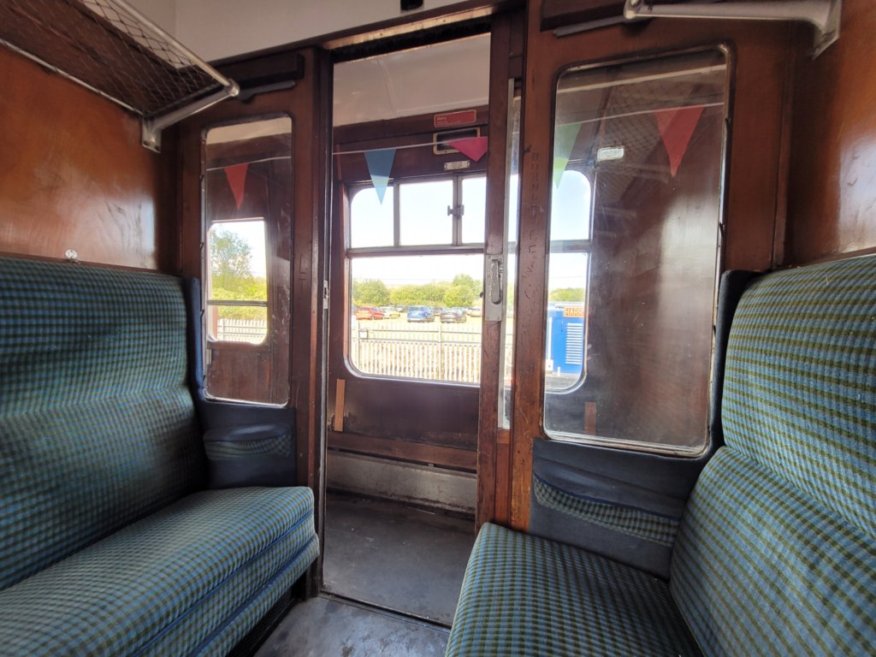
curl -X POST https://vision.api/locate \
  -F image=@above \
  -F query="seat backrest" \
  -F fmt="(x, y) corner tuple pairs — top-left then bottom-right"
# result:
(670, 255), (875, 656)
(0, 256), (204, 589)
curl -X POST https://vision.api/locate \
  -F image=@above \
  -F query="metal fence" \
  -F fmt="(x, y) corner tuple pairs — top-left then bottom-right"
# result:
(216, 318), (268, 344)
(350, 323), (482, 384)
(215, 318), (484, 382)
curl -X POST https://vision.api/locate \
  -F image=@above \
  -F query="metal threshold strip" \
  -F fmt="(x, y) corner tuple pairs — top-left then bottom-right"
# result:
(0, 0), (239, 152)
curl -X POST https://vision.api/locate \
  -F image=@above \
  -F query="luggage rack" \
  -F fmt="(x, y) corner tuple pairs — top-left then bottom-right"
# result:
(0, 0), (239, 152)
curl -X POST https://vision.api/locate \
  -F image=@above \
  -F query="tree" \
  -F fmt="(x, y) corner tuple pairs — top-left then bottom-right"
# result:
(209, 228), (266, 319)
(390, 284), (423, 307)
(210, 229), (253, 284)
(389, 282), (448, 308)
(452, 273), (481, 296)
(352, 279), (390, 307)
(444, 284), (475, 308)
(549, 288), (586, 302)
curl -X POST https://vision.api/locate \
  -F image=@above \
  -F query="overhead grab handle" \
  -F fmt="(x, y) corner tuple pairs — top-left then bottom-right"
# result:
(623, 0), (842, 57)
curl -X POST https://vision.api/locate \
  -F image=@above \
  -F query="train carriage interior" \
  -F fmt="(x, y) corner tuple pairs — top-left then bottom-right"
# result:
(0, 1), (873, 656)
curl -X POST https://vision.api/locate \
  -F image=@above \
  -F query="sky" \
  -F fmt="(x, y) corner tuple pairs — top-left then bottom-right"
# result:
(349, 170), (591, 290)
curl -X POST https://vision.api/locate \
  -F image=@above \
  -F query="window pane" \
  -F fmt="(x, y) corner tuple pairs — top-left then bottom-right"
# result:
(206, 305), (268, 345)
(499, 96), (521, 429)
(203, 116), (292, 405)
(544, 51), (728, 454)
(461, 176), (486, 244)
(351, 186), (394, 248)
(545, 252), (589, 392)
(551, 170), (591, 241)
(348, 254), (483, 384)
(206, 219), (269, 346)
(399, 180), (453, 245)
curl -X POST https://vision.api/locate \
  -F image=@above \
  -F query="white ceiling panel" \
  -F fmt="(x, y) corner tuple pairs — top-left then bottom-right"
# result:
(334, 34), (490, 126)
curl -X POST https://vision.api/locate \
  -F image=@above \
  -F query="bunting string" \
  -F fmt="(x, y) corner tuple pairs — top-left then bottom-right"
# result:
(333, 140), (466, 156)
(554, 101), (722, 130)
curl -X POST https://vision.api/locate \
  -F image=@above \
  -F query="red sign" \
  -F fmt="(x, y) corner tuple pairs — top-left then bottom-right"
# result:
(434, 109), (478, 129)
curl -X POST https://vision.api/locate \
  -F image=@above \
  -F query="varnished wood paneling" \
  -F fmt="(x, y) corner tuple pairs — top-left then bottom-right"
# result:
(328, 431), (477, 471)
(787, 0), (876, 264)
(541, 0), (624, 30)
(509, 0), (795, 530)
(0, 47), (173, 269)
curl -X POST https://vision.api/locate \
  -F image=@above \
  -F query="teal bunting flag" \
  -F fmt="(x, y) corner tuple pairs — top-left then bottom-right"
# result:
(364, 148), (396, 203)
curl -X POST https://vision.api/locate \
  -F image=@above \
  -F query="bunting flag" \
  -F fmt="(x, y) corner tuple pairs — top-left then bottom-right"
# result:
(448, 136), (488, 162)
(655, 106), (704, 177)
(364, 148), (397, 203)
(553, 122), (583, 188)
(224, 163), (249, 210)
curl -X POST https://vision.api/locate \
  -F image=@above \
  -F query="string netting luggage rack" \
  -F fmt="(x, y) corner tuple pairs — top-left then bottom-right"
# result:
(0, 0), (239, 151)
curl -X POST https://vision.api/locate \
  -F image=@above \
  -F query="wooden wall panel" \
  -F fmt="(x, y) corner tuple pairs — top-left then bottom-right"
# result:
(786, 0), (876, 264)
(0, 47), (173, 270)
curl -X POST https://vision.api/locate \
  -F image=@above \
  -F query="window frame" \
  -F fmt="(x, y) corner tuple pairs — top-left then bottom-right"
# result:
(204, 217), (271, 347)
(541, 48), (731, 458)
(544, 168), (594, 394)
(198, 113), (294, 407)
(347, 172), (487, 256)
(344, 172), (487, 386)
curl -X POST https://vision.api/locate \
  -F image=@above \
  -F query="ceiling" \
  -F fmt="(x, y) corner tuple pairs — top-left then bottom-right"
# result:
(333, 34), (490, 126)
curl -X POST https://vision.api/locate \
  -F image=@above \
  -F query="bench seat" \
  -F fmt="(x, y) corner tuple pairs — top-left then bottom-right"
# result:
(0, 486), (317, 657)
(446, 522), (700, 657)
(446, 255), (876, 657)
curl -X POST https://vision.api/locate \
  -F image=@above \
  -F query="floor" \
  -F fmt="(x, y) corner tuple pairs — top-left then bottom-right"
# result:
(254, 596), (449, 657)
(256, 494), (475, 657)
(322, 494), (476, 625)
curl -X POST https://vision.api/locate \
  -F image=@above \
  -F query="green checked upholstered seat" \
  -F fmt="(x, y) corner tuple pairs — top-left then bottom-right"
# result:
(446, 523), (701, 657)
(671, 255), (875, 656)
(0, 487), (317, 657)
(447, 255), (875, 657)
(0, 256), (318, 656)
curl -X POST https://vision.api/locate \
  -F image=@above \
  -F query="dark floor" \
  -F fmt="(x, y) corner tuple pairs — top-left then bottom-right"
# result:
(254, 596), (449, 657)
(323, 494), (476, 625)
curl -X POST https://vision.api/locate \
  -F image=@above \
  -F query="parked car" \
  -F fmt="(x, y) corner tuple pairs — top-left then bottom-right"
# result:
(379, 306), (400, 319)
(355, 306), (385, 320)
(468, 306), (482, 317)
(406, 305), (435, 322)
(440, 308), (468, 323)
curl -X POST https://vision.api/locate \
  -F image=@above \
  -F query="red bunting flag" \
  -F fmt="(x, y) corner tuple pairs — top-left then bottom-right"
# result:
(655, 106), (704, 177)
(448, 136), (488, 162)
(224, 163), (249, 210)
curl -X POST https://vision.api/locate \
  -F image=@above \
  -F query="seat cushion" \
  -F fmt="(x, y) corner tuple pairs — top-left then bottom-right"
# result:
(0, 256), (204, 589)
(0, 487), (318, 657)
(671, 448), (875, 657)
(671, 255), (876, 656)
(719, 255), (875, 532)
(445, 523), (700, 657)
